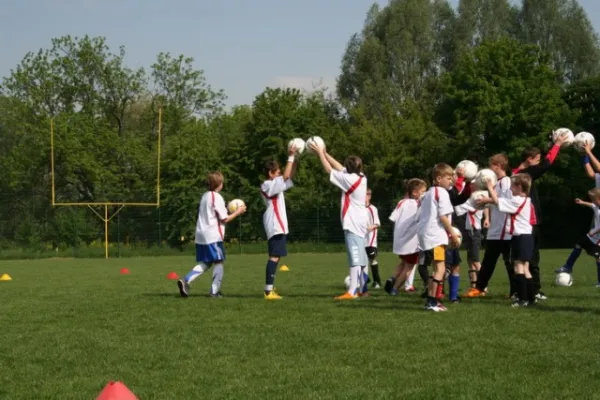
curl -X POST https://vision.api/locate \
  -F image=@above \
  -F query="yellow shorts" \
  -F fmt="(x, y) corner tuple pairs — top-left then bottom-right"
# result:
(432, 245), (446, 262)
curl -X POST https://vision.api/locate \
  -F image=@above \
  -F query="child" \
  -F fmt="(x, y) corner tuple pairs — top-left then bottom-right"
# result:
(418, 164), (461, 312)
(478, 173), (536, 307)
(454, 184), (485, 289)
(309, 142), (368, 299)
(557, 189), (600, 285)
(260, 144), (299, 300)
(464, 153), (514, 298)
(365, 188), (382, 289)
(385, 179), (427, 295)
(178, 171), (246, 298)
(556, 143), (600, 285)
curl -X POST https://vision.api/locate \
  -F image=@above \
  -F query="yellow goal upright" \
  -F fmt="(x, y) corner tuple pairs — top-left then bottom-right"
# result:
(50, 107), (163, 259)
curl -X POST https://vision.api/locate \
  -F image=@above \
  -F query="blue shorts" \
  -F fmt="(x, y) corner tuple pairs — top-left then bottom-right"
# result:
(196, 242), (225, 263)
(344, 231), (368, 267)
(445, 248), (461, 267)
(511, 234), (534, 262)
(268, 234), (287, 257)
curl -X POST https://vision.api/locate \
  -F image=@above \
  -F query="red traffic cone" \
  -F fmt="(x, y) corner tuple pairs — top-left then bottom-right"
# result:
(96, 381), (138, 400)
(120, 268), (130, 275)
(167, 272), (179, 280)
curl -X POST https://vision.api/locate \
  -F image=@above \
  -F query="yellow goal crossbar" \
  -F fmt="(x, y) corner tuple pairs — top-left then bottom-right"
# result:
(50, 107), (163, 259)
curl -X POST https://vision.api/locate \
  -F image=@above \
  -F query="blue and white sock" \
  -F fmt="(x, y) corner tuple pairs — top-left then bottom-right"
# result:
(184, 263), (209, 284)
(211, 263), (223, 294)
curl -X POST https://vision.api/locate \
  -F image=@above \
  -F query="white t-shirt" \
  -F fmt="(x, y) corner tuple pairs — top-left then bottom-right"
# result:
(261, 176), (294, 240)
(195, 191), (228, 245)
(497, 196), (534, 236)
(417, 186), (454, 250)
(366, 204), (381, 247)
(487, 176), (512, 240)
(454, 201), (484, 231)
(390, 198), (420, 255)
(330, 169), (368, 237)
(587, 204), (600, 243)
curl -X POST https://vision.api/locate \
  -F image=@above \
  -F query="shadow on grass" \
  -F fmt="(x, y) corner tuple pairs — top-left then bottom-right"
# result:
(533, 304), (600, 315)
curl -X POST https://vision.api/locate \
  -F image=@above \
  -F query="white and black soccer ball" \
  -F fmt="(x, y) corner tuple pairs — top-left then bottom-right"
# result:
(552, 128), (574, 147)
(555, 272), (573, 287)
(474, 169), (497, 190)
(573, 131), (595, 153)
(288, 138), (306, 154)
(305, 136), (326, 154)
(456, 160), (479, 181)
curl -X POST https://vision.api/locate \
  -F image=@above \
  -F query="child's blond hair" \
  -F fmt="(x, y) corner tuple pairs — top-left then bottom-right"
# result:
(511, 173), (532, 195)
(431, 163), (453, 180)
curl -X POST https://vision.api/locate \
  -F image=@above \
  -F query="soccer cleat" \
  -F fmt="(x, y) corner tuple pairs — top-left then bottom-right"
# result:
(389, 288), (398, 296)
(511, 300), (529, 308)
(462, 288), (485, 298)
(177, 279), (189, 298)
(450, 296), (461, 303)
(535, 292), (548, 300)
(404, 286), (416, 292)
(334, 292), (357, 300)
(384, 279), (394, 294)
(264, 291), (283, 300)
(425, 301), (447, 312)
(358, 292), (371, 298)
(372, 283), (381, 289)
(210, 291), (223, 298)
(555, 265), (572, 274)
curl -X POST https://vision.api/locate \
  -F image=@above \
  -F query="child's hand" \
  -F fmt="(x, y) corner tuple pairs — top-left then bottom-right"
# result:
(584, 143), (593, 153)
(475, 197), (489, 207)
(555, 132), (568, 146)
(288, 144), (297, 156)
(575, 198), (583, 205)
(308, 142), (323, 154)
(450, 233), (460, 247)
(237, 205), (247, 214)
(483, 219), (490, 228)
(485, 178), (494, 190)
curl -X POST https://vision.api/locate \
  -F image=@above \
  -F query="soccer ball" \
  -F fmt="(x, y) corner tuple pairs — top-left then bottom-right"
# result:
(305, 136), (326, 154)
(456, 160), (479, 181)
(474, 169), (497, 190)
(227, 199), (245, 213)
(344, 275), (351, 289)
(449, 226), (463, 249)
(555, 272), (573, 287)
(574, 131), (595, 153)
(288, 138), (306, 154)
(470, 190), (489, 210)
(552, 128), (574, 147)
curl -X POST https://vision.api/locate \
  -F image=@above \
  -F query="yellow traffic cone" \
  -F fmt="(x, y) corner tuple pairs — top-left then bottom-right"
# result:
(0, 274), (12, 281)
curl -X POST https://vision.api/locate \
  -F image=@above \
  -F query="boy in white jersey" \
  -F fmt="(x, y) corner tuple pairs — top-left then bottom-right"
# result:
(261, 145), (299, 300)
(454, 186), (485, 289)
(385, 178), (427, 295)
(478, 173), (536, 307)
(418, 164), (460, 312)
(309, 142), (368, 300)
(556, 143), (600, 284)
(178, 171), (246, 298)
(464, 154), (515, 298)
(365, 188), (382, 289)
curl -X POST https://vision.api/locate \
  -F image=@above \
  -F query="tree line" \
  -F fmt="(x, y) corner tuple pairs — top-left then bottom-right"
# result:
(1, 0), (600, 254)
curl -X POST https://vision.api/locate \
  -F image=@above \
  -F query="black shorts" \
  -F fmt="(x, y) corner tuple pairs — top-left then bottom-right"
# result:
(578, 235), (600, 259)
(445, 248), (461, 267)
(463, 230), (482, 263)
(365, 246), (378, 260)
(511, 234), (534, 262)
(419, 250), (433, 267)
(268, 234), (287, 257)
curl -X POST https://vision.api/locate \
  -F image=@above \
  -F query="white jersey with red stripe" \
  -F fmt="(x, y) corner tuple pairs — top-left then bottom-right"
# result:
(454, 201), (483, 231)
(417, 186), (454, 250)
(586, 204), (600, 243)
(486, 176), (512, 240)
(195, 191), (228, 245)
(330, 169), (368, 237)
(366, 204), (381, 247)
(260, 176), (294, 240)
(390, 198), (420, 255)
(497, 196), (534, 235)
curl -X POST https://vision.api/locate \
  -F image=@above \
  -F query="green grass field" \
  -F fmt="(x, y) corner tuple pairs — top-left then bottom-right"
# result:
(1, 250), (600, 399)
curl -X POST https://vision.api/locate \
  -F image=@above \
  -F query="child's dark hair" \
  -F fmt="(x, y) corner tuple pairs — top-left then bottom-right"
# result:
(521, 147), (541, 161)
(206, 171), (224, 191)
(404, 178), (427, 197)
(344, 156), (363, 175)
(489, 153), (509, 170)
(511, 173), (532, 195)
(264, 160), (280, 177)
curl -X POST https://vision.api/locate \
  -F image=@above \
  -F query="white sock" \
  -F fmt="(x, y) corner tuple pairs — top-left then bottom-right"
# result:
(185, 263), (208, 284)
(211, 263), (224, 294)
(349, 266), (361, 295)
(405, 265), (416, 289)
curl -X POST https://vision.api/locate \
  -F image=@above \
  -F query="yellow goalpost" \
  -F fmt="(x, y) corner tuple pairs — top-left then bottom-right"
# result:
(50, 107), (163, 259)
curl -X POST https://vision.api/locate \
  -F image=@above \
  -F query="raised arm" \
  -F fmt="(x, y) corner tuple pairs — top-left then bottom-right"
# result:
(575, 198), (595, 209)
(309, 142), (333, 174)
(583, 144), (600, 178)
(283, 146), (297, 181)
(325, 152), (344, 172)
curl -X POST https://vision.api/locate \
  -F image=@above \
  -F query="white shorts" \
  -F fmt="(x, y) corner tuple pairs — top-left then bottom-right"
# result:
(344, 231), (368, 267)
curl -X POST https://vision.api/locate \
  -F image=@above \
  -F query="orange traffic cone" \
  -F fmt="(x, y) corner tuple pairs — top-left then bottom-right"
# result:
(96, 381), (138, 400)
(120, 268), (130, 275)
(167, 272), (179, 280)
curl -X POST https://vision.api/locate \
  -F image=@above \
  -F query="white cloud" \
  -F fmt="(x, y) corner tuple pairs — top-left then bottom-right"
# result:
(272, 76), (337, 97)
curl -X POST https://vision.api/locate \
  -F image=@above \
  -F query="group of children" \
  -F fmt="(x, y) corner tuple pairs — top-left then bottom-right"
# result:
(177, 132), (600, 311)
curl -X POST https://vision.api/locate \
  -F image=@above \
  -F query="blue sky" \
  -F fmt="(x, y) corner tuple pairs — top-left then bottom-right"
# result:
(1, 0), (599, 108)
